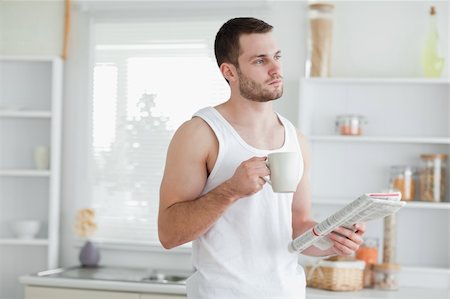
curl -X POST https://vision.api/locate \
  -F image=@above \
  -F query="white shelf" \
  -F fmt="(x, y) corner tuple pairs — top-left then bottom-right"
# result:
(0, 55), (61, 62)
(0, 169), (51, 177)
(402, 202), (450, 210)
(302, 77), (450, 85)
(313, 198), (450, 210)
(0, 238), (49, 246)
(0, 110), (52, 118)
(309, 135), (450, 144)
(0, 55), (63, 281)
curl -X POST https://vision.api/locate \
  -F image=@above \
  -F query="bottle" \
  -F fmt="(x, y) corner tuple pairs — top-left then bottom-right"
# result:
(307, 3), (334, 77)
(422, 6), (445, 78)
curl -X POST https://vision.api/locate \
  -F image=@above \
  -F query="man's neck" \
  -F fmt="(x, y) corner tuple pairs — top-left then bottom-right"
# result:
(215, 98), (277, 129)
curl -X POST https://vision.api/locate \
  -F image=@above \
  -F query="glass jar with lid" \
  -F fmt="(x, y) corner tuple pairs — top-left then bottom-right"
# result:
(307, 3), (334, 77)
(419, 154), (447, 202)
(389, 166), (417, 201)
(335, 115), (367, 136)
(372, 263), (400, 290)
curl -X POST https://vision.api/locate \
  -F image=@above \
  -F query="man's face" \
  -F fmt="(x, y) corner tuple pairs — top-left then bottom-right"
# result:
(235, 32), (283, 102)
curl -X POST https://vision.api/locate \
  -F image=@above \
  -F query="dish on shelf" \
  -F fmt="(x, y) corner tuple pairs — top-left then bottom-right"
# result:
(10, 220), (41, 239)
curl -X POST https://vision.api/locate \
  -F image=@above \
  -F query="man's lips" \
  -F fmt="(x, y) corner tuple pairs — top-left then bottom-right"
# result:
(268, 79), (282, 85)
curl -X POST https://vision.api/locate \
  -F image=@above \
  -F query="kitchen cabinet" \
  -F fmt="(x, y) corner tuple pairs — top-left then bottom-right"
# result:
(141, 294), (186, 298)
(25, 286), (186, 299)
(26, 286), (140, 299)
(0, 56), (63, 298)
(298, 77), (450, 286)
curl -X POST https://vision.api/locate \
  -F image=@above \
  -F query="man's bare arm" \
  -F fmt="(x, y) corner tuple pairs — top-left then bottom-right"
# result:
(158, 117), (269, 249)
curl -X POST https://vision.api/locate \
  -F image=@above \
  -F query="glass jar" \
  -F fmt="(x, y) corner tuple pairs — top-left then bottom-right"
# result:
(307, 3), (334, 77)
(389, 166), (417, 201)
(372, 263), (400, 290)
(356, 238), (379, 265)
(383, 215), (397, 264)
(335, 115), (367, 136)
(356, 238), (379, 288)
(419, 154), (447, 202)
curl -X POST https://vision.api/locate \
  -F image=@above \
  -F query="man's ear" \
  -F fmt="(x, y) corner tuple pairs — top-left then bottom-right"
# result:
(220, 63), (238, 82)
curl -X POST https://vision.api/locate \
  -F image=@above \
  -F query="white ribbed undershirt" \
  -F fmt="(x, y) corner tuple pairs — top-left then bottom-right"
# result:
(186, 107), (306, 299)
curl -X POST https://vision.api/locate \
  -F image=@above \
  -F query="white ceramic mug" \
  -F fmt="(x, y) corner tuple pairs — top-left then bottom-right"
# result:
(265, 152), (301, 193)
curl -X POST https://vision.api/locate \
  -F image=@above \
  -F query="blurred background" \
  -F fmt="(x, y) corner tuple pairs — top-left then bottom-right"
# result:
(0, 1), (449, 299)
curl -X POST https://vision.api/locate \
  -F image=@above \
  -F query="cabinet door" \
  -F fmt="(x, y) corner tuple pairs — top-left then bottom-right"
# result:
(26, 286), (140, 299)
(140, 294), (186, 299)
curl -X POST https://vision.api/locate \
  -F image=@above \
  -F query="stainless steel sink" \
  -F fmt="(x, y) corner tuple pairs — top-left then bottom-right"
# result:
(141, 273), (189, 284)
(35, 266), (191, 285)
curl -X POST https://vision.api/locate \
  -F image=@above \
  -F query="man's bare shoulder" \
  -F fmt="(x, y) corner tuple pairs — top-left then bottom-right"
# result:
(174, 116), (215, 139)
(169, 116), (218, 154)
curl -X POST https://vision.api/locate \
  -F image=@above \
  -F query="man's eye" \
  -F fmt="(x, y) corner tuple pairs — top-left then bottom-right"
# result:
(275, 55), (282, 60)
(254, 59), (264, 64)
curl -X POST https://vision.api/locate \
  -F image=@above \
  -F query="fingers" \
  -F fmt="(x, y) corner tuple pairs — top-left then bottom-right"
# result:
(241, 156), (270, 177)
(328, 226), (365, 256)
(353, 222), (366, 235)
(230, 156), (271, 197)
(248, 156), (268, 162)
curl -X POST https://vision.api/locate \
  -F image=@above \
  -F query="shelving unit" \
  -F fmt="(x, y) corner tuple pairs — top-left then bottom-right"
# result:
(298, 77), (450, 287)
(0, 56), (63, 298)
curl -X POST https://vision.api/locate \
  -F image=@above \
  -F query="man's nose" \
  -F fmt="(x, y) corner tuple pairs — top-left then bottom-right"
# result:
(269, 60), (282, 77)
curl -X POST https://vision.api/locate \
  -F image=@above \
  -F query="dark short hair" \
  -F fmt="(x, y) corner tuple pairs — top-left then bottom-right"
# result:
(214, 17), (273, 68)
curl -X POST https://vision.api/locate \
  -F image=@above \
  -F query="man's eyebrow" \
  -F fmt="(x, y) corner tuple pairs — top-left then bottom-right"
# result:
(248, 50), (282, 61)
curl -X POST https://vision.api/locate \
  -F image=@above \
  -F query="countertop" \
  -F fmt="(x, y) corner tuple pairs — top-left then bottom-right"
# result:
(20, 266), (450, 299)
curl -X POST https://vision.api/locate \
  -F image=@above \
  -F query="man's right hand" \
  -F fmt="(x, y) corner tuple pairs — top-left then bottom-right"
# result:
(226, 156), (270, 198)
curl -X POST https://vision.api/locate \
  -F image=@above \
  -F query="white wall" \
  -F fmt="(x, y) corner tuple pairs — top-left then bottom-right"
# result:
(331, 1), (449, 77)
(0, 0), (64, 56)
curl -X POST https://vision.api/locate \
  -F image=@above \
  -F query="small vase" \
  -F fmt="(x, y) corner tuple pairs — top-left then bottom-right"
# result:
(79, 240), (100, 267)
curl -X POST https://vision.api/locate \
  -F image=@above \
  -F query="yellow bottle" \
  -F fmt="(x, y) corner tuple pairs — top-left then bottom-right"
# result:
(422, 6), (445, 78)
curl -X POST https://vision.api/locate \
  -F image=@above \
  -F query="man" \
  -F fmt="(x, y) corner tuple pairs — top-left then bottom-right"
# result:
(158, 17), (365, 298)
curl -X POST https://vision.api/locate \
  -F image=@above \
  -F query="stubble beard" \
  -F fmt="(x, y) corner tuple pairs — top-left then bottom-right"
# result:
(237, 68), (283, 103)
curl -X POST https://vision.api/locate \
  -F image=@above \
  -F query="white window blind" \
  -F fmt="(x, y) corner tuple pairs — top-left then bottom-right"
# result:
(89, 20), (229, 246)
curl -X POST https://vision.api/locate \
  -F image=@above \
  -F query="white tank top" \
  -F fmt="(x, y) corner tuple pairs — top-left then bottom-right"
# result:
(186, 107), (306, 299)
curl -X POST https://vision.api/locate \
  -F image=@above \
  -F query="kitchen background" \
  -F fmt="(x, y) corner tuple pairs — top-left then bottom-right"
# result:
(0, 1), (449, 299)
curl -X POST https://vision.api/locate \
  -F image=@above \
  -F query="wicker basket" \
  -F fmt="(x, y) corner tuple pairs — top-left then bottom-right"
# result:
(305, 259), (365, 291)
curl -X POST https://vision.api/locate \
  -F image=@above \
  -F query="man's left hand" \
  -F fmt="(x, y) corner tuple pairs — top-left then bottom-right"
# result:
(328, 223), (366, 256)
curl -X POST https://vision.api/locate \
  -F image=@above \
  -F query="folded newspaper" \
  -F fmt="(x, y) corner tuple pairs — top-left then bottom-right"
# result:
(289, 192), (406, 253)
